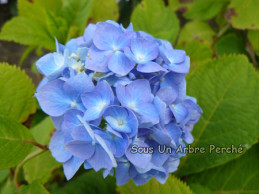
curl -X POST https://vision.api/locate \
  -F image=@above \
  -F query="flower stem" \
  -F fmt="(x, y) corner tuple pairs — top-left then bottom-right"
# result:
(14, 149), (47, 189)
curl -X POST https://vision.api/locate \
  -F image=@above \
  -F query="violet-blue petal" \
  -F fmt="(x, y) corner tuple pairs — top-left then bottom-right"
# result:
(108, 51), (135, 76)
(63, 156), (84, 180)
(49, 131), (72, 163)
(35, 79), (72, 116)
(65, 140), (95, 160)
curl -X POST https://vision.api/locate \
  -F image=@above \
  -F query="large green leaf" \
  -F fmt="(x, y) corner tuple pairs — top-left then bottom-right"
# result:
(177, 21), (216, 47)
(183, 0), (227, 20)
(226, 0), (259, 30)
(61, 0), (93, 34)
(0, 17), (55, 50)
(89, 0), (119, 22)
(187, 144), (259, 194)
(0, 116), (34, 169)
(248, 30), (259, 56)
(51, 171), (116, 194)
(0, 63), (36, 123)
(214, 33), (247, 56)
(131, 0), (179, 43)
(176, 55), (259, 177)
(117, 175), (193, 194)
(20, 180), (49, 194)
(23, 117), (60, 184)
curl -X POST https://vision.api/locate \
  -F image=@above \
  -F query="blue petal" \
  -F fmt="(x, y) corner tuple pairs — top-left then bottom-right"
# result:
(49, 131), (72, 163)
(85, 45), (110, 72)
(103, 106), (138, 137)
(108, 51), (135, 76)
(130, 38), (159, 63)
(125, 141), (152, 169)
(63, 156), (84, 180)
(137, 61), (166, 73)
(136, 103), (159, 125)
(93, 22), (122, 50)
(71, 125), (93, 141)
(167, 56), (190, 73)
(156, 87), (178, 105)
(65, 140), (95, 160)
(36, 79), (71, 116)
(36, 53), (65, 79)
(170, 103), (189, 124)
(63, 73), (95, 100)
(116, 162), (131, 185)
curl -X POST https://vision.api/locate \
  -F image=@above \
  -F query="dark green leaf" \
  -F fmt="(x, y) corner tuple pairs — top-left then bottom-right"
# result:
(248, 30), (259, 56)
(117, 175), (193, 194)
(214, 33), (247, 56)
(177, 55), (259, 177)
(187, 144), (259, 194)
(52, 171), (116, 194)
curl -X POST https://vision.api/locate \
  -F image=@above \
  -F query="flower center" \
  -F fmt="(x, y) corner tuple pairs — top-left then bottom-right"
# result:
(117, 118), (125, 126)
(137, 54), (145, 61)
(70, 101), (77, 108)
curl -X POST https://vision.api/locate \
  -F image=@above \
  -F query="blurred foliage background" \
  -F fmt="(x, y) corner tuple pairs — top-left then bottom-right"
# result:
(0, 0), (259, 194)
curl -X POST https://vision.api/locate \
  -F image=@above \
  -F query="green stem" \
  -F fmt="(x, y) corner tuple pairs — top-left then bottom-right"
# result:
(14, 149), (47, 188)
(217, 23), (230, 38)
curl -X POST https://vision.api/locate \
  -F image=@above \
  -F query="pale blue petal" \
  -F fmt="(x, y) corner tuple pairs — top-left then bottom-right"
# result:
(63, 156), (84, 180)
(35, 79), (71, 116)
(49, 131), (72, 163)
(137, 61), (166, 73)
(65, 140), (95, 160)
(108, 51), (135, 76)
(93, 22), (122, 50)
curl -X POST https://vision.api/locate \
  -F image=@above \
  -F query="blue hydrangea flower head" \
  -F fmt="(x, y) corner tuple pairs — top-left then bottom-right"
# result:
(35, 20), (202, 186)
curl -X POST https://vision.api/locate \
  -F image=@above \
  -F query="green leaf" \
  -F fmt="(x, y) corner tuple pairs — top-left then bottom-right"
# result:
(44, 11), (69, 46)
(0, 63), (36, 123)
(0, 17), (55, 50)
(20, 180), (49, 194)
(117, 175), (193, 194)
(131, 0), (179, 43)
(0, 178), (17, 194)
(214, 33), (247, 56)
(168, 0), (185, 12)
(187, 144), (259, 194)
(51, 171), (116, 194)
(0, 170), (9, 183)
(0, 116), (35, 169)
(60, 0), (93, 34)
(226, 0), (259, 30)
(176, 40), (213, 72)
(183, 0), (227, 20)
(89, 0), (119, 22)
(23, 117), (60, 184)
(177, 21), (216, 47)
(18, 0), (62, 24)
(176, 55), (259, 177)
(248, 30), (259, 56)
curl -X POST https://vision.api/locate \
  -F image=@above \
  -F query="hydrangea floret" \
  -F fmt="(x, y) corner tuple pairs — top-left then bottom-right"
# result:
(35, 20), (202, 186)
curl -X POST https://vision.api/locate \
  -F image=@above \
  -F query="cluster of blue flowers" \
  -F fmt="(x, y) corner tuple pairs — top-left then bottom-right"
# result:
(35, 20), (202, 186)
